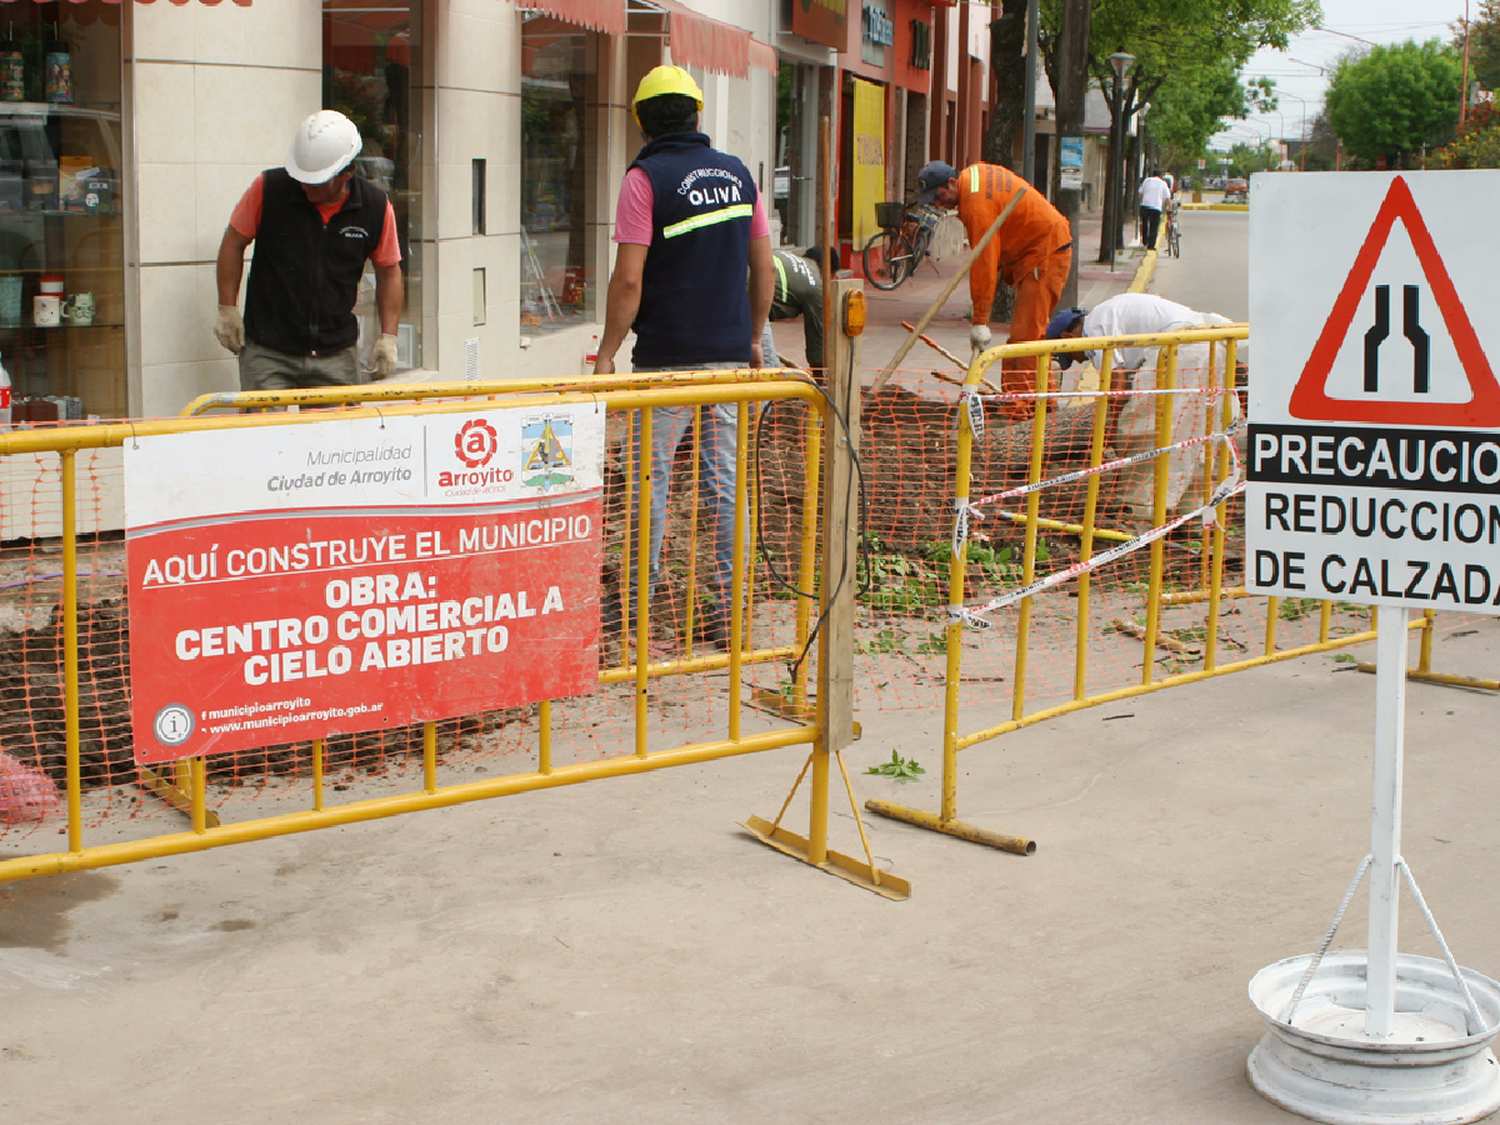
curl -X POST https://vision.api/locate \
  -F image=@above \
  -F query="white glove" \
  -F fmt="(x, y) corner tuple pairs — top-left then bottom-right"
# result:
(969, 322), (992, 360)
(213, 305), (244, 355)
(372, 333), (399, 379)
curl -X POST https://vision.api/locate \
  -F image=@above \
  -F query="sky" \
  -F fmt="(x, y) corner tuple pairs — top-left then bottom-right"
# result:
(1209, 0), (1476, 152)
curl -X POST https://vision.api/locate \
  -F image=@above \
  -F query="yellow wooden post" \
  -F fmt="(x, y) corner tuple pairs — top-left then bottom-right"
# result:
(60, 450), (81, 852)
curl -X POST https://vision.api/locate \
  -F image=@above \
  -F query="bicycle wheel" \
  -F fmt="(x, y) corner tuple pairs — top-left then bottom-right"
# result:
(863, 229), (914, 290)
(910, 228), (933, 274)
(1168, 222), (1181, 258)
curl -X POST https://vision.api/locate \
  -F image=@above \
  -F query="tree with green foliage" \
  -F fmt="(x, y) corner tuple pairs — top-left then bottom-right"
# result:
(1430, 102), (1500, 168)
(1148, 62), (1274, 174)
(1325, 39), (1462, 168)
(1029, 0), (1319, 259)
(1460, 0), (1500, 92)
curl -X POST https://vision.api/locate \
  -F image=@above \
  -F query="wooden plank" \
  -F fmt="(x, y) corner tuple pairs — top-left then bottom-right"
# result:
(820, 279), (861, 754)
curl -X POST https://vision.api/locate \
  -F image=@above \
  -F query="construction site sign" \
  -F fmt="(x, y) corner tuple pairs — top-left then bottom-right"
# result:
(125, 404), (605, 764)
(1246, 171), (1500, 611)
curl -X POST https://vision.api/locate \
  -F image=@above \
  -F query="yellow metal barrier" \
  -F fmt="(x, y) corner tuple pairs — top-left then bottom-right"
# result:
(868, 325), (1487, 853)
(0, 371), (904, 897)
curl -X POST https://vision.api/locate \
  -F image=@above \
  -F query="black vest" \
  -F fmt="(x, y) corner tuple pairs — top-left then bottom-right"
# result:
(628, 133), (755, 368)
(243, 168), (388, 356)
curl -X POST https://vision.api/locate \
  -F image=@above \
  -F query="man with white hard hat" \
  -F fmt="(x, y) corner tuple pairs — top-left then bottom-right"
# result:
(214, 110), (404, 389)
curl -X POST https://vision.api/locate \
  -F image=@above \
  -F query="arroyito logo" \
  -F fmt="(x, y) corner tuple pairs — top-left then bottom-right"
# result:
(455, 419), (499, 468)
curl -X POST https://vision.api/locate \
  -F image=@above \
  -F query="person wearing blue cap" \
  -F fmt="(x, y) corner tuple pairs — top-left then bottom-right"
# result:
(913, 158), (1072, 419)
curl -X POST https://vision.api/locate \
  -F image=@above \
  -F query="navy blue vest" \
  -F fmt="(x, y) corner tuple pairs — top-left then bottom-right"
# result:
(628, 133), (756, 368)
(244, 168), (388, 356)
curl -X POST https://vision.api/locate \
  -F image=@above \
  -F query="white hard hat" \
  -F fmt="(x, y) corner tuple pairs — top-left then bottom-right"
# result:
(285, 110), (361, 184)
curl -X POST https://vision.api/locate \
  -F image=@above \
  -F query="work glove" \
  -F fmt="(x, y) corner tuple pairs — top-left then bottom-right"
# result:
(969, 322), (992, 361)
(372, 333), (399, 379)
(213, 305), (244, 355)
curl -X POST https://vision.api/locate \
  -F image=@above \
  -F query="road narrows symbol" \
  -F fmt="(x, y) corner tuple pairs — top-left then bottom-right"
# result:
(1362, 285), (1389, 394)
(1288, 175), (1500, 427)
(1362, 285), (1431, 396)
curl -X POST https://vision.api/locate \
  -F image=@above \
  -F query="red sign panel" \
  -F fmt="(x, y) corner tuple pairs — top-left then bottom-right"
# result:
(792, 0), (849, 50)
(125, 406), (604, 764)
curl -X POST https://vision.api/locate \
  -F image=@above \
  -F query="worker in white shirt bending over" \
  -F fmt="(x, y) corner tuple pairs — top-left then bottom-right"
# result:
(1046, 293), (1244, 518)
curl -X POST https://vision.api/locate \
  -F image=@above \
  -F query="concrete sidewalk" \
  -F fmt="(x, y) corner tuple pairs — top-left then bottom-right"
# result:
(9, 210), (1500, 1124)
(3, 620), (1499, 1124)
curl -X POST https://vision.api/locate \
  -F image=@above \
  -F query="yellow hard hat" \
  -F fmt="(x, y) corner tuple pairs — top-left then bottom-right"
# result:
(632, 65), (704, 128)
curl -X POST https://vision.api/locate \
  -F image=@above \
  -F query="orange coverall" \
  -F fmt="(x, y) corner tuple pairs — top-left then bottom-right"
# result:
(956, 164), (1072, 418)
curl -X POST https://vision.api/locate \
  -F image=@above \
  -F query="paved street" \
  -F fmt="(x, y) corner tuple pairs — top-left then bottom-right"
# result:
(1152, 208), (1250, 320)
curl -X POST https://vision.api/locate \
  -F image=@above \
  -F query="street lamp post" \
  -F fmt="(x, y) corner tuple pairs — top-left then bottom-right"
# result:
(1134, 102), (1151, 245)
(1235, 121), (1272, 173)
(1279, 92), (1310, 170)
(1107, 49), (1134, 272)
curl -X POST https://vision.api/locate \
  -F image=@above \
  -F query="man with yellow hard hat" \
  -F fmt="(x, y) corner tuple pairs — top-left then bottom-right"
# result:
(595, 65), (773, 649)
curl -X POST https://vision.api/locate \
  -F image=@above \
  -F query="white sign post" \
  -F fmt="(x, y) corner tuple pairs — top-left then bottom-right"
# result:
(1244, 171), (1500, 1125)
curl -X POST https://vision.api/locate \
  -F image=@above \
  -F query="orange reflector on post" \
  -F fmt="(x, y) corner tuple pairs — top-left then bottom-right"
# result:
(842, 289), (867, 336)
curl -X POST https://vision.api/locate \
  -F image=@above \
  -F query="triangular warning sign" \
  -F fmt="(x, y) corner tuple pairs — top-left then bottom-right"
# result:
(1288, 175), (1500, 426)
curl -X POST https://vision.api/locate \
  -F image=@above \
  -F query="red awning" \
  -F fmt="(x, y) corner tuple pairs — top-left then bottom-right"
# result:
(748, 37), (777, 76)
(638, 0), (775, 79)
(505, 0), (626, 37)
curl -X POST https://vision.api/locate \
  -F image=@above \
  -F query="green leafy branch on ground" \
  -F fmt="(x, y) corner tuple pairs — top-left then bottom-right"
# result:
(865, 751), (926, 782)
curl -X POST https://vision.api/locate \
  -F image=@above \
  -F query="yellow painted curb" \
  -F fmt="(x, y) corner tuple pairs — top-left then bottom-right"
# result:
(1178, 201), (1248, 212)
(1128, 247), (1156, 293)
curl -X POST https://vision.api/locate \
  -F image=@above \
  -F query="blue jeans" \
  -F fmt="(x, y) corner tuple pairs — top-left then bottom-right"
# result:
(625, 340), (772, 623)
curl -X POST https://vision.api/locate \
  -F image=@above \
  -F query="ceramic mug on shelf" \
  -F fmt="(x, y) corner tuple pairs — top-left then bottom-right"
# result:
(33, 294), (60, 327)
(62, 292), (93, 326)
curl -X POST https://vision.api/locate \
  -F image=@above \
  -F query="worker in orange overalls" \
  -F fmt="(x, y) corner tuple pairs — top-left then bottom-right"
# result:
(915, 160), (1072, 419)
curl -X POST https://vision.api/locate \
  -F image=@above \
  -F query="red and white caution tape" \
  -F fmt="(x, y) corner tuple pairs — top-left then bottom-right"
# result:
(964, 420), (1244, 515)
(947, 475), (1247, 623)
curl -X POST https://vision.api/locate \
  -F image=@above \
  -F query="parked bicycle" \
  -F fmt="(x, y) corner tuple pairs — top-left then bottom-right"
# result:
(1162, 205), (1182, 258)
(862, 201), (942, 291)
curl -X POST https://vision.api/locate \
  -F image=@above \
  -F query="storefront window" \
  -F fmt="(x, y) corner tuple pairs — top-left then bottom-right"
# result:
(0, 6), (124, 420)
(323, 0), (424, 371)
(521, 18), (597, 334)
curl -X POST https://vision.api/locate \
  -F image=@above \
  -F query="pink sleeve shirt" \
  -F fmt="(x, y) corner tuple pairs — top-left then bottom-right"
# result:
(230, 172), (402, 267)
(612, 166), (770, 245)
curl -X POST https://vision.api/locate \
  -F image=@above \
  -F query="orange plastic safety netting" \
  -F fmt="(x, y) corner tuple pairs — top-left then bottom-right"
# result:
(0, 362), (1486, 846)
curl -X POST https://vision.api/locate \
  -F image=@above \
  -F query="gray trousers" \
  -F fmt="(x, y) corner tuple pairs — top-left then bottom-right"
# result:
(239, 340), (360, 391)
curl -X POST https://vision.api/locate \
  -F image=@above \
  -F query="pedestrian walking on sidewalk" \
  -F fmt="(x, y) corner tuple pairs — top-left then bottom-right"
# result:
(913, 160), (1072, 420)
(593, 65), (774, 648)
(1138, 169), (1171, 251)
(214, 110), (404, 390)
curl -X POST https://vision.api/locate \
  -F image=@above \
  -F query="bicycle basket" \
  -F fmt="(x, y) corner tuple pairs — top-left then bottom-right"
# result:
(875, 201), (906, 229)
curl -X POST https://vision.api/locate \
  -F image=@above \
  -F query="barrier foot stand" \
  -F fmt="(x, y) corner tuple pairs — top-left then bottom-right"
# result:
(864, 799), (1035, 856)
(747, 687), (814, 722)
(1354, 664), (1500, 693)
(136, 764), (222, 829)
(745, 687), (863, 737)
(743, 751), (909, 901)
